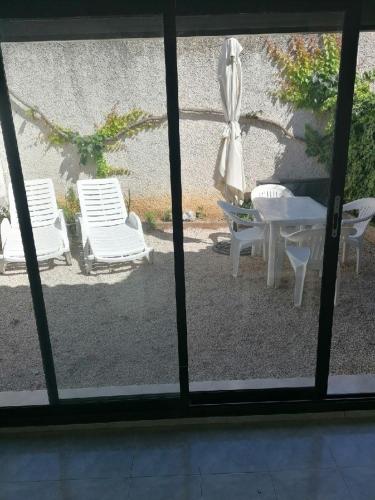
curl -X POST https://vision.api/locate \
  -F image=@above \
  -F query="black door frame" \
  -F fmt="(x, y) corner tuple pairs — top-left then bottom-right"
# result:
(0, 0), (371, 427)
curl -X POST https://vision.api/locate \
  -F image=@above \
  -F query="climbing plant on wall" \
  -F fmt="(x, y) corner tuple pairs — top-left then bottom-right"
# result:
(14, 91), (163, 178)
(266, 34), (375, 201)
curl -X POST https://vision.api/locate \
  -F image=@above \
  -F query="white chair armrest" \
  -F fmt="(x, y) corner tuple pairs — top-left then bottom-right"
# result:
(0, 218), (11, 248)
(228, 212), (264, 228)
(127, 212), (143, 234)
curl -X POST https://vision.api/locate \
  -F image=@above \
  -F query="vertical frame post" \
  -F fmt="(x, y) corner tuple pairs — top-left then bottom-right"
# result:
(0, 47), (59, 404)
(163, 0), (190, 404)
(315, 3), (361, 396)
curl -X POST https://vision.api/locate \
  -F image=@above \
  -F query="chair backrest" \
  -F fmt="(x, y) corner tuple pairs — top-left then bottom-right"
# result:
(77, 178), (127, 228)
(343, 198), (375, 237)
(283, 225), (355, 269)
(217, 200), (263, 234)
(9, 178), (59, 228)
(250, 183), (294, 201)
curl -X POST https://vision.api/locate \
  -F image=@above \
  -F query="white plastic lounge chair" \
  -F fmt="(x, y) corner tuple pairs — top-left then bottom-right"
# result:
(341, 198), (375, 274)
(77, 178), (153, 274)
(280, 224), (355, 307)
(0, 179), (71, 273)
(250, 183), (294, 201)
(218, 200), (265, 277)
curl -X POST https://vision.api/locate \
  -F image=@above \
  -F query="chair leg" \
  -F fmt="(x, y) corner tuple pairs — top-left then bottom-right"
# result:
(230, 239), (241, 277)
(356, 245), (360, 275)
(65, 251), (72, 266)
(341, 241), (346, 264)
(85, 259), (92, 275)
(334, 264), (341, 306)
(146, 249), (154, 264)
(294, 265), (307, 307)
(0, 259), (6, 274)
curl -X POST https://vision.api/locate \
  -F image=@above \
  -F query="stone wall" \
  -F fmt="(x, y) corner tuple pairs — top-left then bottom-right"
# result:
(0, 32), (374, 216)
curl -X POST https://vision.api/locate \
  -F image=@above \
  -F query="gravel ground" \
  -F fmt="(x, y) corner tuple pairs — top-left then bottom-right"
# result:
(0, 225), (374, 392)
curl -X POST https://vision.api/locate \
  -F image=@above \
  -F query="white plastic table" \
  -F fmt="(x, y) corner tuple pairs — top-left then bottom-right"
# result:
(253, 197), (327, 287)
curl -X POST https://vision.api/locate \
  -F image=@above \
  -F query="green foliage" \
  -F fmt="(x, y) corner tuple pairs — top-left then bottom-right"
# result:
(144, 211), (157, 229)
(45, 107), (160, 178)
(195, 206), (206, 220)
(0, 205), (10, 224)
(266, 35), (341, 113)
(267, 34), (375, 201)
(161, 208), (172, 222)
(58, 187), (80, 225)
(238, 199), (255, 221)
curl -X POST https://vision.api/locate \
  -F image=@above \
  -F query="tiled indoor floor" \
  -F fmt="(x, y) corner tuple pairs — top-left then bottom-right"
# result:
(1, 415), (375, 499)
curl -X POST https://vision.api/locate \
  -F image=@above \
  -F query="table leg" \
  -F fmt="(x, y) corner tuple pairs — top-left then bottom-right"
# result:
(267, 222), (276, 287)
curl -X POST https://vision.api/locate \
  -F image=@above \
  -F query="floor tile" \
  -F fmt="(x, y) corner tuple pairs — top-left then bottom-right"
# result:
(132, 442), (198, 476)
(58, 478), (130, 500)
(340, 466), (375, 500)
(192, 438), (269, 474)
(327, 434), (375, 467)
(0, 451), (61, 481)
(128, 475), (202, 500)
(61, 449), (133, 479)
(201, 472), (276, 500)
(0, 480), (62, 500)
(265, 435), (335, 471)
(271, 468), (352, 500)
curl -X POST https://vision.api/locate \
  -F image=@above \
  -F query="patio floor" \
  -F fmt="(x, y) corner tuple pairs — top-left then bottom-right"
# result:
(0, 224), (374, 393)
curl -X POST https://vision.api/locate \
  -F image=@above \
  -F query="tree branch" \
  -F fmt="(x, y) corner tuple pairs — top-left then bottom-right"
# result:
(9, 89), (305, 144)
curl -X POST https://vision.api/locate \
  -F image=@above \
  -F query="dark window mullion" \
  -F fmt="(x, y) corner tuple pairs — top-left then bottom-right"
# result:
(163, 0), (189, 405)
(0, 47), (59, 405)
(315, 3), (361, 397)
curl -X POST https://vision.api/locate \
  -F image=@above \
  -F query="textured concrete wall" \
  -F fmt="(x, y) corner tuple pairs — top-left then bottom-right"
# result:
(0, 32), (374, 215)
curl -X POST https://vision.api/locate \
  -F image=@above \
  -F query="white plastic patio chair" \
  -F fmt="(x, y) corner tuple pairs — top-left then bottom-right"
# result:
(0, 179), (71, 273)
(280, 224), (355, 307)
(341, 198), (375, 274)
(77, 178), (153, 274)
(250, 184), (294, 258)
(250, 183), (294, 201)
(218, 200), (265, 277)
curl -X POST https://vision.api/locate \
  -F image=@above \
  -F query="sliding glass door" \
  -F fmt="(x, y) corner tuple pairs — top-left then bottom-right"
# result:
(0, 0), (370, 422)
(176, 7), (359, 401)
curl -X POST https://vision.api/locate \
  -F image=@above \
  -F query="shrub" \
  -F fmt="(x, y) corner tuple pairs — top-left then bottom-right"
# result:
(144, 211), (157, 229)
(59, 187), (80, 225)
(266, 34), (375, 202)
(0, 206), (9, 224)
(195, 206), (206, 220)
(161, 208), (172, 222)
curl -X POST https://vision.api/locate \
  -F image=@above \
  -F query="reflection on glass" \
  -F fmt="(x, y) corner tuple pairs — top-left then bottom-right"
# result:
(178, 31), (342, 390)
(1, 30), (179, 397)
(329, 31), (375, 395)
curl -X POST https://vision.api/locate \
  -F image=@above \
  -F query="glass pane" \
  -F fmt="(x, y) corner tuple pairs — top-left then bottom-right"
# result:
(329, 31), (375, 395)
(177, 18), (344, 391)
(1, 16), (180, 399)
(0, 136), (47, 406)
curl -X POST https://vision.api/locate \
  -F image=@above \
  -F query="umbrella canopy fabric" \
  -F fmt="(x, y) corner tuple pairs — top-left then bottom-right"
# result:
(214, 37), (246, 203)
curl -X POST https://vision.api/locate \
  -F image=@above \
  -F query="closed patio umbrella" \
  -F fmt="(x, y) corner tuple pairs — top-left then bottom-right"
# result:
(214, 37), (246, 203)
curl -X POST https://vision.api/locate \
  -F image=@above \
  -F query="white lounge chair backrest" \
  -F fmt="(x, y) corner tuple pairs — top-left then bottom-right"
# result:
(8, 179), (59, 228)
(343, 198), (375, 238)
(77, 178), (127, 228)
(251, 183), (294, 201)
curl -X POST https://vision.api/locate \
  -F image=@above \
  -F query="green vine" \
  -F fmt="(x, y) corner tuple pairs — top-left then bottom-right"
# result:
(266, 34), (375, 201)
(46, 107), (161, 178)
